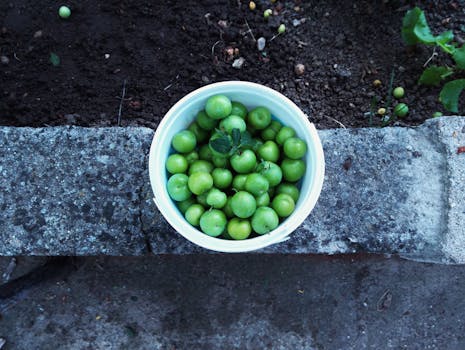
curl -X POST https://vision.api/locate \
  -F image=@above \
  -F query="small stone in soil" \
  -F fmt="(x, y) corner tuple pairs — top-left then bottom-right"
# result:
(232, 57), (245, 69)
(33, 30), (43, 38)
(217, 20), (228, 29)
(1, 56), (9, 65)
(257, 37), (266, 51)
(335, 66), (352, 79)
(294, 63), (305, 76)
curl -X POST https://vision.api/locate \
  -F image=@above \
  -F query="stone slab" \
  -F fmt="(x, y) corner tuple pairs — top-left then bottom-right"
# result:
(144, 117), (465, 263)
(0, 127), (153, 255)
(1, 117), (464, 262)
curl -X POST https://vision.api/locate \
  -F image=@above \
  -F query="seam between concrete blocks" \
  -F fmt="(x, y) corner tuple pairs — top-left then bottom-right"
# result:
(137, 150), (153, 255)
(429, 121), (452, 264)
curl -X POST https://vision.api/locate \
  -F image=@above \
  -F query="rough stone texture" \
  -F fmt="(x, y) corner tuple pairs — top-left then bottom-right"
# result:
(436, 118), (465, 263)
(261, 121), (447, 261)
(0, 127), (153, 255)
(1, 118), (464, 262)
(145, 117), (465, 263)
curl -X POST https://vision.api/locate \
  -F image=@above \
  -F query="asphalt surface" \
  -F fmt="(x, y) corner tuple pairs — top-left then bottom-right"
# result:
(1, 255), (465, 349)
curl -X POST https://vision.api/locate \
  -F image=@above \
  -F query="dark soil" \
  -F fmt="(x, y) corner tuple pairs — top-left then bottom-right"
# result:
(1, 0), (464, 129)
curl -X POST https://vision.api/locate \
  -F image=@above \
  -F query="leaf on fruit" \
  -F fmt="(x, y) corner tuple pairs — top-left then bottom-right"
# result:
(49, 52), (60, 66)
(418, 66), (453, 86)
(232, 128), (241, 146)
(439, 79), (465, 113)
(239, 131), (257, 149)
(210, 135), (232, 154)
(452, 45), (465, 70)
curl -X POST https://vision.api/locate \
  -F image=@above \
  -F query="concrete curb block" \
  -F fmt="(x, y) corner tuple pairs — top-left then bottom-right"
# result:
(1, 117), (464, 263)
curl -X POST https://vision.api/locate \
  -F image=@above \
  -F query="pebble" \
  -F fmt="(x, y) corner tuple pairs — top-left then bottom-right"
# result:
(294, 63), (305, 76)
(335, 66), (352, 79)
(33, 30), (43, 38)
(292, 19), (302, 27)
(1, 56), (9, 65)
(232, 57), (245, 69)
(217, 20), (228, 29)
(257, 37), (266, 51)
(104, 54), (110, 59)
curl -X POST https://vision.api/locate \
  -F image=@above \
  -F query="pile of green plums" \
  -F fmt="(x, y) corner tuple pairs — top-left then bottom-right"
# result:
(166, 94), (307, 240)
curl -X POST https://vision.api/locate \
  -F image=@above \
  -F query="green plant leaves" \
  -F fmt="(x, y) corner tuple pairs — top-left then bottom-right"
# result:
(210, 134), (232, 154)
(436, 31), (454, 45)
(439, 79), (465, 113)
(418, 66), (454, 86)
(402, 7), (465, 114)
(452, 45), (465, 70)
(209, 129), (257, 155)
(402, 7), (454, 49)
(49, 52), (60, 66)
(232, 128), (241, 147)
(238, 130), (257, 149)
(402, 7), (435, 45)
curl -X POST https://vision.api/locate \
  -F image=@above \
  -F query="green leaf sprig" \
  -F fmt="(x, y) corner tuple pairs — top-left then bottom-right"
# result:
(209, 128), (258, 156)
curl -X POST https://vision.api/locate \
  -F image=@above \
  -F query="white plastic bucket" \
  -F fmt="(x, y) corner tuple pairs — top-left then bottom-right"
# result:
(149, 81), (325, 252)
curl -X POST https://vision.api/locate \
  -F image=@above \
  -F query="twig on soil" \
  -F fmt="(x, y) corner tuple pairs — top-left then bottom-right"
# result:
(13, 53), (21, 62)
(269, 33), (282, 42)
(2, 258), (17, 283)
(244, 19), (256, 42)
(211, 40), (222, 58)
(325, 116), (346, 129)
(0, 338), (5, 349)
(423, 48), (438, 67)
(117, 79), (127, 127)
(164, 74), (180, 91)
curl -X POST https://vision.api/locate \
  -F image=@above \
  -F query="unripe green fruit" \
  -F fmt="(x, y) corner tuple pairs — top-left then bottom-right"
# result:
(393, 87), (405, 99)
(59, 6), (71, 19)
(394, 103), (409, 118)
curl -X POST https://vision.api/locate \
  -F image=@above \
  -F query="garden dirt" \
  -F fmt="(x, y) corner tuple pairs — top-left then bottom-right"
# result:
(1, 0), (464, 129)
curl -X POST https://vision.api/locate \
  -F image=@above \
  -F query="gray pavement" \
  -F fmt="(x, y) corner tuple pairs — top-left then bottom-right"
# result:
(1, 255), (465, 349)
